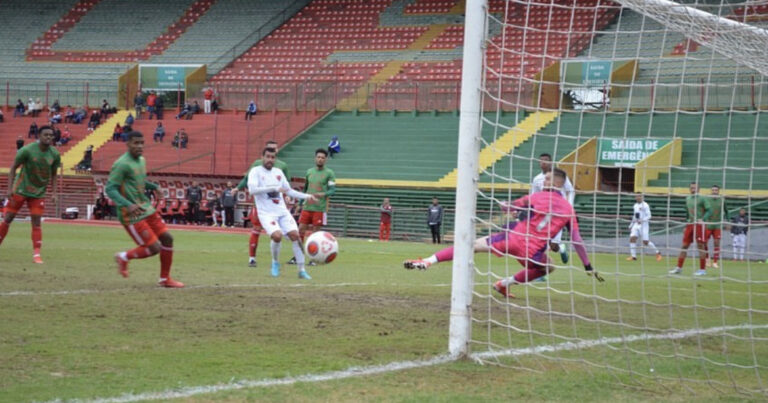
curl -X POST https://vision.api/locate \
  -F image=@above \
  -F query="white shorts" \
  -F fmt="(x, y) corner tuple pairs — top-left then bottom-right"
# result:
(258, 212), (298, 236)
(732, 233), (747, 248)
(630, 223), (650, 241)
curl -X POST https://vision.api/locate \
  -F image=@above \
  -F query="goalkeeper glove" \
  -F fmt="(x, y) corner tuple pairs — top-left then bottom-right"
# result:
(584, 264), (605, 282)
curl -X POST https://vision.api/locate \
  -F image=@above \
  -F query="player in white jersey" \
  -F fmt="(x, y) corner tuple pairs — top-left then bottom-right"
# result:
(531, 153), (574, 264)
(627, 193), (661, 261)
(248, 147), (317, 279)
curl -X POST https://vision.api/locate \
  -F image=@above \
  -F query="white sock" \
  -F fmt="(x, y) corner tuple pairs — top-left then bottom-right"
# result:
(733, 246), (738, 260)
(270, 240), (281, 264)
(629, 242), (637, 258)
(425, 255), (438, 264)
(291, 240), (305, 271)
(647, 241), (659, 254)
(501, 277), (519, 287)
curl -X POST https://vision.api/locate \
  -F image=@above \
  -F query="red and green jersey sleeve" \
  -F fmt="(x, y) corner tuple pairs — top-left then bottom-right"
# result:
(707, 197), (723, 229)
(105, 153), (156, 225)
(12, 143), (61, 198)
(302, 167), (336, 212)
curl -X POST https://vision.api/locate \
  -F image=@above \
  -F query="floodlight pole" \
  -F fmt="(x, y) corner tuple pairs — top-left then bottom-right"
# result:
(449, 0), (486, 359)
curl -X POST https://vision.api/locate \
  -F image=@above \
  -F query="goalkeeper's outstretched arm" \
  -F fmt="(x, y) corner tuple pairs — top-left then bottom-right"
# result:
(567, 217), (604, 282)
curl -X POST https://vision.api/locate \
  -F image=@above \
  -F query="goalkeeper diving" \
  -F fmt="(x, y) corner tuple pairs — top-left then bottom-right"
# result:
(404, 168), (603, 297)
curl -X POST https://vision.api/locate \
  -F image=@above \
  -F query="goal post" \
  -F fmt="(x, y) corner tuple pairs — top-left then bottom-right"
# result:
(449, 0), (487, 358)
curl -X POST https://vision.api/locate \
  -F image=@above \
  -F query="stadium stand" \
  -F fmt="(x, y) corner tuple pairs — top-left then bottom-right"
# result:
(277, 110), (523, 183)
(89, 111), (322, 176)
(152, 0), (309, 69)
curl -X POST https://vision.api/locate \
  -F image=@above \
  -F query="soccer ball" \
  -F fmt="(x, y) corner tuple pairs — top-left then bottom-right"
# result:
(304, 231), (339, 265)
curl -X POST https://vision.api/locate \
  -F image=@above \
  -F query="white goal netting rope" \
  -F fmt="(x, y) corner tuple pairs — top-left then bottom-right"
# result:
(464, 0), (768, 396)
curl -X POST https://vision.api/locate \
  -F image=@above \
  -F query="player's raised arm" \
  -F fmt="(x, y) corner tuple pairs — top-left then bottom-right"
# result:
(280, 173), (314, 201)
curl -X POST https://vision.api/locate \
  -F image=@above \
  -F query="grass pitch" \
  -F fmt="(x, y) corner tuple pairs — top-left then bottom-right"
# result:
(0, 222), (766, 402)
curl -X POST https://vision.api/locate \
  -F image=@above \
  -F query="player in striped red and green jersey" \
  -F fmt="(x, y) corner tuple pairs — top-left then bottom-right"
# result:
(0, 126), (60, 263)
(106, 131), (183, 288)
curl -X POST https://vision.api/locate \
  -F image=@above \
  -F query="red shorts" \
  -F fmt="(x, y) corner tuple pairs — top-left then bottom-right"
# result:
(705, 228), (721, 240)
(5, 194), (45, 216)
(489, 234), (549, 270)
(249, 206), (261, 227)
(683, 223), (706, 245)
(299, 210), (326, 227)
(124, 212), (168, 246)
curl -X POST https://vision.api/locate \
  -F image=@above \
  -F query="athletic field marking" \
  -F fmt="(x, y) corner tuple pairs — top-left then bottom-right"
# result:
(3, 283), (764, 298)
(51, 323), (768, 403)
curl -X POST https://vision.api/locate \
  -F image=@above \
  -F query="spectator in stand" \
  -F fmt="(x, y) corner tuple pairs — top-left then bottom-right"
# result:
(49, 111), (62, 124)
(189, 100), (200, 118)
(175, 102), (192, 120)
(76, 145), (93, 171)
(380, 197), (393, 241)
(124, 113), (134, 132)
(203, 85), (214, 114)
(94, 193), (110, 220)
(220, 183), (236, 228)
(28, 122), (39, 139)
(14, 99), (25, 117)
(133, 91), (144, 119)
(112, 123), (123, 141)
(155, 96), (164, 119)
(101, 99), (112, 118)
(153, 122), (165, 143)
(64, 106), (74, 123)
(34, 98), (43, 117)
(146, 91), (157, 119)
(52, 126), (62, 145)
(16, 136), (24, 150)
(73, 105), (87, 124)
(244, 100), (257, 120)
(328, 135), (340, 158)
(87, 110), (101, 131)
(49, 99), (60, 116)
(58, 126), (71, 146)
(186, 181), (203, 225)
(25, 98), (36, 117)
(172, 128), (188, 149)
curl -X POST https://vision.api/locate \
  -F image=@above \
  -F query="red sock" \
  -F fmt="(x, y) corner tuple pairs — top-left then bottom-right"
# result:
(699, 257), (706, 270)
(160, 246), (173, 278)
(249, 231), (259, 258)
(435, 246), (454, 262)
(514, 268), (546, 283)
(0, 221), (9, 245)
(126, 246), (153, 260)
(714, 247), (720, 263)
(677, 256), (685, 268)
(31, 226), (42, 255)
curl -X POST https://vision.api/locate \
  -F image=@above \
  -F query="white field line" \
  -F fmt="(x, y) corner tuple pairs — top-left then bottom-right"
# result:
(47, 323), (768, 403)
(3, 282), (765, 298)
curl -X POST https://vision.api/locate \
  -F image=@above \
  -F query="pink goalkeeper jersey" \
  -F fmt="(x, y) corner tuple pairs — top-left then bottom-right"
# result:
(504, 191), (591, 266)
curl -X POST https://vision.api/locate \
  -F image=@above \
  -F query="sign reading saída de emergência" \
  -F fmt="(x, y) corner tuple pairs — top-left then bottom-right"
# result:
(598, 139), (671, 167)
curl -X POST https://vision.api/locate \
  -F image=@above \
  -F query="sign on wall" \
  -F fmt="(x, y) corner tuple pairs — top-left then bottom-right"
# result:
(139, 64), (202, 91)
(598, 139), (671, 167)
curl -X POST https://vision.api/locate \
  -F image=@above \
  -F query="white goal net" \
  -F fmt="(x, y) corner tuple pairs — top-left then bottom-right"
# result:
(452, 0), (768, 396)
